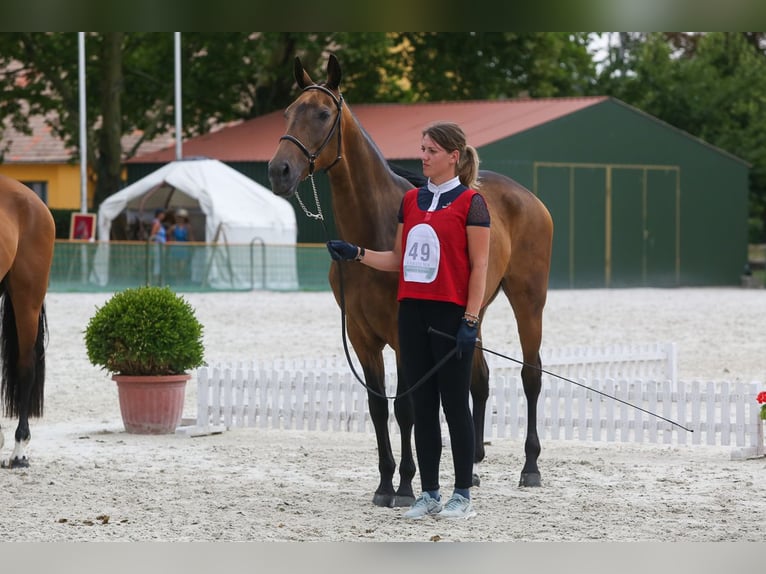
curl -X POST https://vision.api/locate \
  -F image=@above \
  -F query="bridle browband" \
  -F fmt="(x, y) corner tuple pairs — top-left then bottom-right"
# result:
(279, 84), (344, 175)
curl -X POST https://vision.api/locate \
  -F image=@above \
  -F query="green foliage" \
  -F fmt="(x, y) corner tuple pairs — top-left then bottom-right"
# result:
(398, 32), (596, 101)
(84, 286), (205, 376)
(3, 31), (766, 223)
(595, 32), (766, 229)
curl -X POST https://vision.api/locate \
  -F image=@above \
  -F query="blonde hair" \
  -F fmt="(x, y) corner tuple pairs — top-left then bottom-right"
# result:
(422, 121), (480, 188)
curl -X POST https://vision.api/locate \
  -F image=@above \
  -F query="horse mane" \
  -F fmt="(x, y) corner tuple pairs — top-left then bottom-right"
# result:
(387, 162), (427, 188)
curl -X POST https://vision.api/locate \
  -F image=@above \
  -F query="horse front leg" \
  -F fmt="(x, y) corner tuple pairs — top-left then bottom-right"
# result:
(363, 364), (398, 507)
(469, 350), (490, 487)
(519, 359), (542, 487)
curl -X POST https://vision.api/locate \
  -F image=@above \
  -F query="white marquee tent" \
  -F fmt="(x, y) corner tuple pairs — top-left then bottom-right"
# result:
(90, 157), (298, 290)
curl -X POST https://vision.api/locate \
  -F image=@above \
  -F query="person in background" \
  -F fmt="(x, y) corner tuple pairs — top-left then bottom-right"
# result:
(326, 121), (490, 520)
(168, 208), (195, 282)
(149, 208), (167, 282)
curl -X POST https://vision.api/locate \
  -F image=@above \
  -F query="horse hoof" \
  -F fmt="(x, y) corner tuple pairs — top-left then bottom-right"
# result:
(393, 494), (415, 508)
(519, 472), (541, 487)
(372, 493), (396, 508)
(472, 473), (481, 487)
(1, 457), (29, 469)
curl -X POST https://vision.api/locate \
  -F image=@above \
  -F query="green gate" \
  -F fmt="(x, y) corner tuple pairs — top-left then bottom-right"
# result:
(534, 162), (681, 288)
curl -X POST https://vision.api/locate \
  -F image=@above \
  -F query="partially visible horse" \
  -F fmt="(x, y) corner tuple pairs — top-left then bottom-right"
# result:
(268, 54), (553, 506)
(0, 175), (55, 468)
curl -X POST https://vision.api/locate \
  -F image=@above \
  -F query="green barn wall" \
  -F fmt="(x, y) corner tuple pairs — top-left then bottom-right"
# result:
(127, 98), (748, 289)
(478, 99), (749, 287)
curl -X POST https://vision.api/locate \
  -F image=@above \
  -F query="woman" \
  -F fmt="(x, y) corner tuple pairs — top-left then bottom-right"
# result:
(327, 121), (490, 520)
(168, 208), (195, 282)
(149, 209), (167, 281)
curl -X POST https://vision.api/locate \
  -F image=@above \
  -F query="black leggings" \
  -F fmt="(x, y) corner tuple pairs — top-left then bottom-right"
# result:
(398, 299), (475, 492)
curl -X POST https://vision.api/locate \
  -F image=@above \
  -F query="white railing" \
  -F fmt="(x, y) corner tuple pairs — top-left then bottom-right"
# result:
(194, 361), (763, 451)
(195, 342), (680, 435)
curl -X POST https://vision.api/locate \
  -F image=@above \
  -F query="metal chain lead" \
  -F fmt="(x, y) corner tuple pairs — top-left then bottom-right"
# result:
(295, 173), (324, 221)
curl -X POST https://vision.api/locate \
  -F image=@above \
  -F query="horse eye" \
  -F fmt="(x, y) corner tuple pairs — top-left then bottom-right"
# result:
(318, 109), (331, 121)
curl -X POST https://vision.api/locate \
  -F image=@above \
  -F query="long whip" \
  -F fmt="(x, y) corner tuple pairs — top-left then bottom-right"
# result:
(428, 327), (693, 433)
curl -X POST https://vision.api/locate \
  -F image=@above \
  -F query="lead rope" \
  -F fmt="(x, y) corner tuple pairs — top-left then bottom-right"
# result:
(297, 174), (441, 401)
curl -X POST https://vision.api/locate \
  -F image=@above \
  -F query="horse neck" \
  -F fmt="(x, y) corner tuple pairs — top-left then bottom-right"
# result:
(327, 113), (406, 247)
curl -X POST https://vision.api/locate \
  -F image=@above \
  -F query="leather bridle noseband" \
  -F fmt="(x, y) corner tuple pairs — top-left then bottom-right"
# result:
(279, 84), (344, 175)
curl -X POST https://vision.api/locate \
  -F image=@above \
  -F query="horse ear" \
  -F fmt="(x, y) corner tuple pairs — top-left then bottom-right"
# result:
(294, 57), (314, 89)
(326, 53), (341, 91)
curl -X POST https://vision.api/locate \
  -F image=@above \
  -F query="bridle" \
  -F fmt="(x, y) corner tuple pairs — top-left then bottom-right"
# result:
(280, 84), (344, 174)
(278, 84), (343, 222)
(275, 83), (433, 401)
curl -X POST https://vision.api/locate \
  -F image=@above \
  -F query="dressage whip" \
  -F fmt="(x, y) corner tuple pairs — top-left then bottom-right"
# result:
(429, 327), (693, 433)
(292, 174), (692, 427)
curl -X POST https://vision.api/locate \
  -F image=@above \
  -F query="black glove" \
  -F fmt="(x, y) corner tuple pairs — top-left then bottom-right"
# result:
(327, 239), (360, 261)
(455, 318), (478, 360)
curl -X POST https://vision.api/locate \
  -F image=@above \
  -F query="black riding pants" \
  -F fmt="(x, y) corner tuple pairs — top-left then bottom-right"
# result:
(398, 298), (475, 492)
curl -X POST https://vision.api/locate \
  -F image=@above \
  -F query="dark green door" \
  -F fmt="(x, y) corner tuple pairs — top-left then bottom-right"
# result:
(535, 165), (607, 288)
(646, 169), (679, 286)
(572, 167), (606, 288)
(610, 168), (644, 287)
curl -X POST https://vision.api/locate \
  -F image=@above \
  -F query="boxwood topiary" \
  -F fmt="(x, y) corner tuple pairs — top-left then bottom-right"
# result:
(84, 286), (205, 376)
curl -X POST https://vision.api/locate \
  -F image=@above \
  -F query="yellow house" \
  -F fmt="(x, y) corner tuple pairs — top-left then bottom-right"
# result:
(0, 114), (86, 209)
(0, 114), (173, 211)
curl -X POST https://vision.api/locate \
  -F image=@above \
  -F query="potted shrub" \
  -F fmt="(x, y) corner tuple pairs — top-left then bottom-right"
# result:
(84, 286), (205, 434)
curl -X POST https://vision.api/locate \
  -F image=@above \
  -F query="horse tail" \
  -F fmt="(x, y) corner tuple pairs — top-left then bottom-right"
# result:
(0, 281), (47, 418)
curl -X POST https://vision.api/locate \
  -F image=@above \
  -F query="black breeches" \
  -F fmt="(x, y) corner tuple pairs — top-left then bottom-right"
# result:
(398, 299), (475, 492)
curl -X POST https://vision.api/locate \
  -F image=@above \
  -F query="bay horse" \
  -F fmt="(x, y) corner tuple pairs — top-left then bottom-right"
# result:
(268, 54), (553, 507)
(0, 175), (55, 468)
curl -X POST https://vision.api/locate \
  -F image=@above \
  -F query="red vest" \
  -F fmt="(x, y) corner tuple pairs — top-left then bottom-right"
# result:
(397, 188), (476, 306)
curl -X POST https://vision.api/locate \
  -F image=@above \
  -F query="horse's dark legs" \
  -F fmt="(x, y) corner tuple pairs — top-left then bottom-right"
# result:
(3, 364), (34, 469)
(361, 363), (412, 507)
(469, 350), (490, 487)
(364, 363), (416, 508)
(1, 298), (46, 470)
(366, 386), (397, 506)
(519, 359), (542, 487)
(391, 361), (415, 506)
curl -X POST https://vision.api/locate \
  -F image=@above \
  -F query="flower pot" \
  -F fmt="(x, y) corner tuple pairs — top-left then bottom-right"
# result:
(113, 374), (191, 434)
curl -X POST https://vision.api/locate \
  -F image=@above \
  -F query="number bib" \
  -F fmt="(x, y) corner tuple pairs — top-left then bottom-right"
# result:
(403, 223), (440, 283)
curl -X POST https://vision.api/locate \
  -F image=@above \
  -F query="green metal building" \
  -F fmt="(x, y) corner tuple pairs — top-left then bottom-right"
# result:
(129, 96), (750, 289)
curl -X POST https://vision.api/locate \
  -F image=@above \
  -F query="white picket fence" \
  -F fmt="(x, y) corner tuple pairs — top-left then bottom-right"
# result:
(192, 342), (764, 452)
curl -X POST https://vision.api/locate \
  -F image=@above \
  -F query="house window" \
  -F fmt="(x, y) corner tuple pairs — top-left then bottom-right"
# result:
(21, 181), (48, 203)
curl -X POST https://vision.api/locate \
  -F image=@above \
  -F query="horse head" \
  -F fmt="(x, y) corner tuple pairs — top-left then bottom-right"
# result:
(268, 54), (344, 197)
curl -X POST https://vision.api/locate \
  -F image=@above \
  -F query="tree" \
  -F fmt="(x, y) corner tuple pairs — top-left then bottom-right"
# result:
(596, 32), (766, 239)
(0, 32), (405, 206)
(395, 32), (597, 101)
(0, 33), (177, 205)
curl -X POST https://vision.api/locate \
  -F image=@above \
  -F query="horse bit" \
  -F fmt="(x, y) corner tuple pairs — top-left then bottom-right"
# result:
(279, 84), (344, 222)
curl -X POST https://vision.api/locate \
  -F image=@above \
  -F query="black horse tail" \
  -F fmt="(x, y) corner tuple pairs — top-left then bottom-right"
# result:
(0, 283), (47, 418)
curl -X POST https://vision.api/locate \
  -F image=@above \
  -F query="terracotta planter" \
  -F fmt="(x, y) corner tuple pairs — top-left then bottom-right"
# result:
(113, 374), (191, 434)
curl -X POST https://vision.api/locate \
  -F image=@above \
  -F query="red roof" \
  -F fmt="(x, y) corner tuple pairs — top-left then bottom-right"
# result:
(2, 113), (176, 164)
(129, 97), (608, 164)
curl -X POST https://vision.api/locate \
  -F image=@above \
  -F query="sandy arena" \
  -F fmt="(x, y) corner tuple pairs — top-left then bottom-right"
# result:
(0, 287), (764, 542)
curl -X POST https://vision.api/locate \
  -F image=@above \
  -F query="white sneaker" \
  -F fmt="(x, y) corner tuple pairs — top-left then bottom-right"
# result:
(435, 493), (476, 519)
(402, 492), (442, 519)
